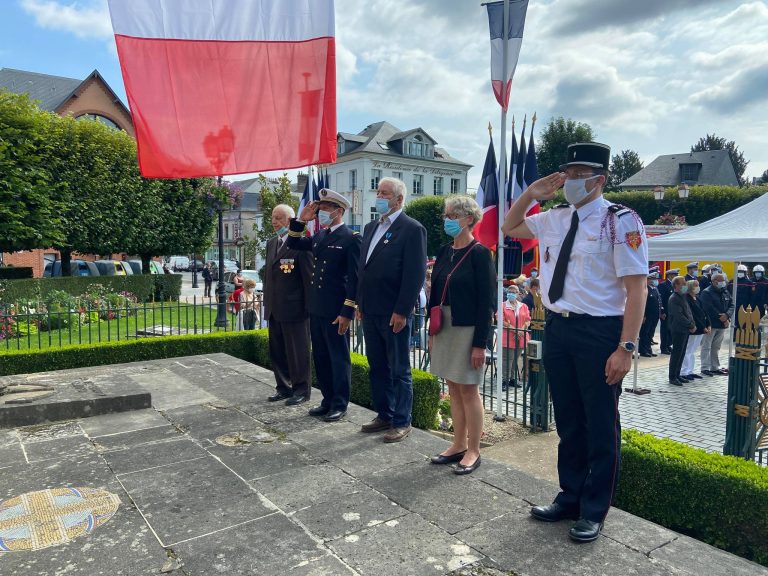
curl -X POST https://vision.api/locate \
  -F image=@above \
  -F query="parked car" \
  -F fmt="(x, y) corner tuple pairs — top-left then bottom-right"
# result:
(167, 256), (190, 271)
(125, 260), (164, 274)
(94, 260), (131, 276)
(43, 260), (100, 278)
(223, 270), (262, 296)
(190, 259), (205, 272)
(223, 259), (240, 274)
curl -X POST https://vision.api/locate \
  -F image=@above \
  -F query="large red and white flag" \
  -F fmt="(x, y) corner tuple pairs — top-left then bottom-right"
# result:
(486, 0), (529, 111)
(107, 0), (337, 178)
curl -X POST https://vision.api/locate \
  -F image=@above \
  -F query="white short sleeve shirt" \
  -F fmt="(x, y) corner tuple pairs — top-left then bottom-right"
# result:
(526, 196), (648, 316)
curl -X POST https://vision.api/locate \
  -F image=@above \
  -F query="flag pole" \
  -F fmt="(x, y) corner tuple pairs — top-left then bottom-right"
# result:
(494, 0), (511, 422)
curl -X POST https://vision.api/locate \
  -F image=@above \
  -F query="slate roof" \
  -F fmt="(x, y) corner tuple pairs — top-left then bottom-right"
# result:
(337, 121), (471, 167)
(0, 68), (83, 111)
(619, 149), (738, 188)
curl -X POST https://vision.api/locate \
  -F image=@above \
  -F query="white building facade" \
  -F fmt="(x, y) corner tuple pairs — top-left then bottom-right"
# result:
(330, 122), (472, 230)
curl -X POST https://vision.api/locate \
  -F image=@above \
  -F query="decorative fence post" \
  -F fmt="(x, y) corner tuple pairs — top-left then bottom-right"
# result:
(527, 292), (551, 432)
(723, 306), (762, 459)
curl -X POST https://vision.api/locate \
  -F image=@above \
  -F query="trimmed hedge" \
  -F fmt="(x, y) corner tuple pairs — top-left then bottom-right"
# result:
(0, 267), (33, 280)
(0, 330), (440, 430)
(0, 274), (182, 304)
(617, 429), (768, 566)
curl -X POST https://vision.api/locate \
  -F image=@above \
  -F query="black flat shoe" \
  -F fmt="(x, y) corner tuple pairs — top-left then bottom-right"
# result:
(308, 406), (330, 417)
(453, 456), (481, 475)
(430, 450), (467, 465)
(668, 379), (684, 386)
(690, 373), (703, 379)
(569, 518), (603, 543)
(530, 502), (579, 522)
(323, 410), (346, 422)
(268, 392), (291, 402)
(285, 395), (308, 406)
(639, 353), (653, 358)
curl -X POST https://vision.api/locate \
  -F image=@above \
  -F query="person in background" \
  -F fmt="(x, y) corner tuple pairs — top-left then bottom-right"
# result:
(639, 271), (661, 357)
(522, 278), (540, 311)
(699, 264), (712, 291)
(731, 264), (753, 313)
(680, 279), (711, 381)
(752, 264), (768, 318)
(501, 284), (530, 389)
(234, 268), (244, 291)
(667, 276), (696, 386)
(699, 272), (733, 377)
(239, 278), (259, 330)
(658, 268), (677, 355)
(202, 263), (213, 298)
(429, 195), (495, 474)
(684, 262), (699, 281)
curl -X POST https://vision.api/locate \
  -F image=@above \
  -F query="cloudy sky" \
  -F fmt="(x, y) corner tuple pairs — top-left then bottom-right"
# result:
(2, 0), (767, 189)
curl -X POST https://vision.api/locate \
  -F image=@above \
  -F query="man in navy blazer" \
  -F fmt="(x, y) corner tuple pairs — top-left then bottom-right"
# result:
(357, 177), (427, 443)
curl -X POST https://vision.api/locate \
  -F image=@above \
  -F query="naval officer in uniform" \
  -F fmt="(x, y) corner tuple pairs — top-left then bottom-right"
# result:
(287, 189), (362, 421)
(502, 142), (648, 543)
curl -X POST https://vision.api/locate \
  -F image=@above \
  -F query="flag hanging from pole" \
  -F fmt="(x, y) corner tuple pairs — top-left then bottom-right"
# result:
(475, 136), (500, 250)
(486, 0), (529, 111)
(298, 171), (317, 235)
(107, 0), (337, 178)
(506, 124), (519, 211)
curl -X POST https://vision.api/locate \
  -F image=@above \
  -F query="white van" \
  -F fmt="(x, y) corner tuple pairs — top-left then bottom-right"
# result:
(167, 256), (190, 271)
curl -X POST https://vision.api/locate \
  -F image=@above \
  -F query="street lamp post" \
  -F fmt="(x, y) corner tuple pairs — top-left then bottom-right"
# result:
(653, 183), (690, 215)
(236, 237), (245, 269)
(214, 177), (228, 328)
(191, 252), (199, 288)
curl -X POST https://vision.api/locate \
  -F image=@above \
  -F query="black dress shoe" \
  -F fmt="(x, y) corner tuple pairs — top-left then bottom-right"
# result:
(701, 370), (714, 376)
(679, 375), (693, 382)
(639, 352), (653, 358)
(285, 394), (308, 406)
(268, 392), (291, 402)
(430, 450), (466, 465)
(308, 406), (330, 417)
(323, 410), (346, 422)
(690, 373), (703, 379)
(569, 518), (603, 542)
(530, 502), (579, 522)
(661, 350), (672, 355)
(668, 378), (684, 386)
(454, 456), (481, 475)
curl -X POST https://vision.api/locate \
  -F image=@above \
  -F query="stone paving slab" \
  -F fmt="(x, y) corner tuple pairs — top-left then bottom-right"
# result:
(0, 354), (766, 576)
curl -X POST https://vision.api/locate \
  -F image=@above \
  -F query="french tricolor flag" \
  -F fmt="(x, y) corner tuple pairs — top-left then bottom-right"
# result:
(107, 0), (337, 178)
(486, 0), (528, 111)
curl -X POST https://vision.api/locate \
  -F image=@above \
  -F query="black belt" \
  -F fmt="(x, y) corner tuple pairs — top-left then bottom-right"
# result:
(546, 309), (623, 320)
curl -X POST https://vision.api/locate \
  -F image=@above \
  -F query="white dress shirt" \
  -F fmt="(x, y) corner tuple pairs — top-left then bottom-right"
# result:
(525, 196), (648, 316)
(366, 208), (402, 263)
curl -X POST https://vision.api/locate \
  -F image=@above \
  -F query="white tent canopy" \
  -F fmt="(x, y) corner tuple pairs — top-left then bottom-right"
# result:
(647, 192), (768, 261)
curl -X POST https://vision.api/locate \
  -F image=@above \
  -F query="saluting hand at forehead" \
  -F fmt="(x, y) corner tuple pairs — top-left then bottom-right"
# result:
(525, 173), (567, 202)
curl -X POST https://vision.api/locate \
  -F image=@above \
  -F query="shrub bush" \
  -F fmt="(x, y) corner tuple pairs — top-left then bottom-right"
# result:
(0, 267), (33, 280)
(617, 429), (768, 566)
(0, 330), (440, 430)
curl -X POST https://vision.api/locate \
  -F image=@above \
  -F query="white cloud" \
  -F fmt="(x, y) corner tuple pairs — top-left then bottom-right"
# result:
(20, 0), (112, 39)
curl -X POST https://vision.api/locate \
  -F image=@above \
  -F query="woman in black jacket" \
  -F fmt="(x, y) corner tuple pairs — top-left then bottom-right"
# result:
(427, 195), (495, 475)
(681, 279), (711, 381)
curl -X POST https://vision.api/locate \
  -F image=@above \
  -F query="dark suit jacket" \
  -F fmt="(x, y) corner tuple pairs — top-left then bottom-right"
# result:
(263, 235), (314, 322)
(358, 212), (427, 317)
(286, 220), (362, 319)
(658, 280), (673, 315)
(667, 292), (694, 334)
(699, 285), (734, 329)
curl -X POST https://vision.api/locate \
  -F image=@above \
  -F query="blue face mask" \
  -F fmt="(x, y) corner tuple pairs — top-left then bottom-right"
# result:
(375, 198), (391, 216)
(680, 285), (689, 295)
(443, 218), (463, 238)
(651, 280), (658, 287)
(276, 226), (288, 237)
(530, 271), (538, 279)
(716, 281), (727, 290)
(318, 209), (335, 227)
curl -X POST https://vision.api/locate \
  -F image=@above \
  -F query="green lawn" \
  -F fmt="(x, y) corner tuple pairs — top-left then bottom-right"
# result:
(1, 302), (245, 352)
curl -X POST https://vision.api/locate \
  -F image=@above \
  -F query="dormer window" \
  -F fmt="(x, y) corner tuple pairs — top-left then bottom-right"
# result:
(405, 134), (433, 158)
(337, 139), (344, 154)
(680, 163), (700, 183)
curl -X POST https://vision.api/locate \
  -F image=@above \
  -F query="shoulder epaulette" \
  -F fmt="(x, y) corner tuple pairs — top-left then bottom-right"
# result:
(554, 203), (570, 209)
(608, 204), (632, 218)
(352, 231), (360, 235)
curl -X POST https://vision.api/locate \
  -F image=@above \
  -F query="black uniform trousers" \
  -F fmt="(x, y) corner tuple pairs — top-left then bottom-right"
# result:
(268, 315), (311, 398)
(310, 314), (352, 412)
(659, 318), (671, 352)
(543, 314), (623, 523)
(639, 315), (659, 354)
(668, 331), (689, 381)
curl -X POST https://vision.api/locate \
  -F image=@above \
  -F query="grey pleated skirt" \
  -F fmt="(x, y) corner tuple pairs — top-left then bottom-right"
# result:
(430, 306), (484, 385)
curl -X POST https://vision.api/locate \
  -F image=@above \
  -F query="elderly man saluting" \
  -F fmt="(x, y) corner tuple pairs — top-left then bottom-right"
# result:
(502, 142), (648, 543)
(357, 177), (427, 443)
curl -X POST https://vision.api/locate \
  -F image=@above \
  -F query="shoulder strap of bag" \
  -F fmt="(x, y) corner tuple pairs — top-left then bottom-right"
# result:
(439, 241), (479, 305)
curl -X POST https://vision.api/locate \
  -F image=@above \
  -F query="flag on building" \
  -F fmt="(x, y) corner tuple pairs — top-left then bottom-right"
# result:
(475, 137), (500, 250)
(107, 0), (337, 178)
(486, 0), (529, 111)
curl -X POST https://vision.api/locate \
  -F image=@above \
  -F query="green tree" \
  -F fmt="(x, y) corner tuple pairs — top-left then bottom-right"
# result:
(760, 169), (768, 184)
(536, 117), (596, 177)
(404, 195), (446, 257)
(0, 91), (65, 253)
(248, 174), (298, 260)
(607, 149), (644, 191)
(691, 133), (749, 186)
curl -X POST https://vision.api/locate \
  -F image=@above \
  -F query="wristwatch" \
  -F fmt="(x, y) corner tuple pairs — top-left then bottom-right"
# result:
(619, 341), (635, 353)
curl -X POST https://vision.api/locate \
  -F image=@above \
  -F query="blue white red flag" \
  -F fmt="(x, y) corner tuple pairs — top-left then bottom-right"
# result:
(107, 0), (337, 178)
(298, 172), (316, 235)
(486, 0), (529, 111)
(475, 137), (500, 250)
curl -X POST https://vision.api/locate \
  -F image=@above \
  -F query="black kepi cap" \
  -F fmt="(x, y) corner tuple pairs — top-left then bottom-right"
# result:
(559, 142), (611, 171)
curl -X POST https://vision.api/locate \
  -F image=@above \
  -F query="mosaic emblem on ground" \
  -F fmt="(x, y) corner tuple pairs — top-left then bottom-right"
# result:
(0, 487), (120, 552)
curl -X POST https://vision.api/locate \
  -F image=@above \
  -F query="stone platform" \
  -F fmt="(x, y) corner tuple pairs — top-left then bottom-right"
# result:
(0, 354), (765, 575)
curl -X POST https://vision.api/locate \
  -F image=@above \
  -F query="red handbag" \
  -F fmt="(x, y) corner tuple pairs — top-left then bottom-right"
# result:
(429, 242), (478, 336)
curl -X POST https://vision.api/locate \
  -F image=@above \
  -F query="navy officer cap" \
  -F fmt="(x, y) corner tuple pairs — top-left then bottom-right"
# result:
(559, 142), (611, 171)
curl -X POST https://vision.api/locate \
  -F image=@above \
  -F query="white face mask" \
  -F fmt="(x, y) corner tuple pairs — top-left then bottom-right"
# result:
(563, 175), (600, 205)
(318, 209), (336, 227)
